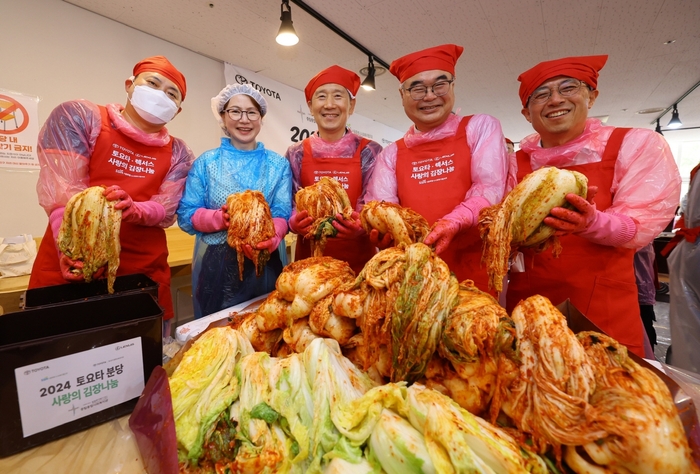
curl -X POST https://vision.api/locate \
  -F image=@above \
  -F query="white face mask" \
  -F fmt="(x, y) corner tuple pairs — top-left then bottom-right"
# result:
(128, 85), (179, 124)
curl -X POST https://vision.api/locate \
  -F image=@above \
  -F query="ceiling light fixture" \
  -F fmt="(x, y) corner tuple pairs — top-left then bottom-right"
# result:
(288, 0), (390, 90)
(666, 104), (682, 129)
(655, 119), (663, 135)
(276, 0), (299, 46)
(361, 57), (376, 91)
(650, 78), (700, 132)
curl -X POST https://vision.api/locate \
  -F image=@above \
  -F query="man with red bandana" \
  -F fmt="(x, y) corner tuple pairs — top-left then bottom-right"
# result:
(509, 55), (681, 357)
(364, 44), (509, 292)
(29, 56), (195, 334)
(286, 65), (383, 274)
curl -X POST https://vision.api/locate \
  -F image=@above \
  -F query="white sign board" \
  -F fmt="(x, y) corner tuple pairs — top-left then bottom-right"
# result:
(224, 63), (403, 157)
(0, 89), (39, 169)
(14, 337), (145, 437)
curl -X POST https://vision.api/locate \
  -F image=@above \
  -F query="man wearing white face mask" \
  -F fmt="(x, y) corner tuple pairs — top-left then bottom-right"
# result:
(29, 56), (195, 331)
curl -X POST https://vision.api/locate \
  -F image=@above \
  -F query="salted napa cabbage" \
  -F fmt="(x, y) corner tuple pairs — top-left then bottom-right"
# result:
(479, 166), (588, 292)
(369, 409), (435, 474)
(406, 384), (548, 474)
(391, 243), (459, 383)
(226, 190), (276, 280)
(296, 176), (354, 256)
(569, 332), (699, 474)
(303, 338), (376, 472)
(58, 186), (121, 292)
(170, 327), (254, 461)
(360, 200), (430, 246)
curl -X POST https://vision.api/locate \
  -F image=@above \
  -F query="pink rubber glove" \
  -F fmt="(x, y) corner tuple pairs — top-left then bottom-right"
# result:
(424, 219), (460, 255)
(574, 211), (636, 246)
(332, 212), (366, 239)
(289, 209), (313, 235)
(545, 186), (598, 234)
(50, 206), (66, 248)
(369, 228), (394, 250)
(192, 206), (229, 233)
(256, 218), (289, 253)
(122, 201), (166, 226)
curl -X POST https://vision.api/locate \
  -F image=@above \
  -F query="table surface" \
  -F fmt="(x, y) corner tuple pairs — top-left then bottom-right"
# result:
(0, 227), (195, 294)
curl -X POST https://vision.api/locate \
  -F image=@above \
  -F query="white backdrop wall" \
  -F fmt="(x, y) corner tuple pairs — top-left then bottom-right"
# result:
(0, 0), (224, 238)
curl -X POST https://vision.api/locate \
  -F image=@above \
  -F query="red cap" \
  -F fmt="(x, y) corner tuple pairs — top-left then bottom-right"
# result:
(133, 56), (187, 101)
(518, 55), (608, 107)
(505, 137), (514, 145)
(305, 65), (361, 102)
(389, 44), (464, 83)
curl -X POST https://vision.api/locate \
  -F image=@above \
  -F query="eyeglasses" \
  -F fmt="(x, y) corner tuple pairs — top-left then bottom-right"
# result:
(528, 79), (589, 106)
(403, 79), (454, 101)
(224, 108), (261, 121)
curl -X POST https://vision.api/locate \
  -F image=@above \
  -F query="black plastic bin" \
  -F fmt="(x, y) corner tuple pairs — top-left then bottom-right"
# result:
(0, 292), (162, 457)
(23, 273), (159, 309)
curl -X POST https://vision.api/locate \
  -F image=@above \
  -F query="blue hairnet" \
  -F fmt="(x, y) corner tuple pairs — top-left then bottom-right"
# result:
(211, 84), (268, 136)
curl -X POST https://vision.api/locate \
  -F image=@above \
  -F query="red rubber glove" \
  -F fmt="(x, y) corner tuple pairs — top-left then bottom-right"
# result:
(368, 229), (394, 250)
(545, 186), (598, 234)
(103, 185), (133, 211)
(289, 209), (313, 235)
(424, 219), (460, 255)
(332, 212), (366, 239)
(59, 254), (85, 282)
(256, 218), (289, 253)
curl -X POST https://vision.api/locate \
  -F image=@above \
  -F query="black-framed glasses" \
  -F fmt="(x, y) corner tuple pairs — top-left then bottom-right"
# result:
(224, 108), (261, 121)
(403, 79), (454, 101)
(528, 79), (588, 106)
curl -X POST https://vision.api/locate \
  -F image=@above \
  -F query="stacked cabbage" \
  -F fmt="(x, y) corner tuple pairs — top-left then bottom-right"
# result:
(171, 327), (549, 473)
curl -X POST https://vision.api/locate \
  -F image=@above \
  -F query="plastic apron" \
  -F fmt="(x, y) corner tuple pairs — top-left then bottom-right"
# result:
(506, 128), (645, 357)
(295, 137), (376, 274)
(29, 106), (175, 320)
(667, 165), (700, 373)
(395, 115), (491, 291)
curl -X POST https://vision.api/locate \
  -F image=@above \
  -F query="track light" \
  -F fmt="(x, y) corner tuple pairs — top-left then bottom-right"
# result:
(655, 119), (663, 135)
(666, 104), (682, 129)
(361, 57), (376, 91)
(276, 0), (298, 46)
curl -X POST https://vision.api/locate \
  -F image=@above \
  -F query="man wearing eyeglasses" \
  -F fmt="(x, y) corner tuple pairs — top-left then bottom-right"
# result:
(364, 44), (509, 292)
(508, 55), (681, 358)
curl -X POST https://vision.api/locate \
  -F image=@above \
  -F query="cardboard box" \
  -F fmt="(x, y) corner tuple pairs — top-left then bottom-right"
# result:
(0, 292), (163, 457)
(24, 273), (159, 309)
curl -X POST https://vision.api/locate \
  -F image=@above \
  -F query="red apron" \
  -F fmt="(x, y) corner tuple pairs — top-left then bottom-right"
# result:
(29, 106), (175, 319)
(506, 128), (645, 357)
(295, 137), (376, 274)
(395, 116), (492, 292)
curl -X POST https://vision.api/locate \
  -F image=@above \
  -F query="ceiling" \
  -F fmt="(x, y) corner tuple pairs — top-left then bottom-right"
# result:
(65, 0), (700, 144)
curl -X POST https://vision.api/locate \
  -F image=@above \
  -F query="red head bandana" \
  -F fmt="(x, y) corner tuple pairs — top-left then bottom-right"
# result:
(517, 55), (608, 107)
(133, 56), (187, 101)
(305, 65), (361, 102)
(389, 44), (464, 83)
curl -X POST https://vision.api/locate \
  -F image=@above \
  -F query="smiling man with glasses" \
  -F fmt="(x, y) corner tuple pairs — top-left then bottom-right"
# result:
(364, 44), (509, 294)
(507, 55), (681, 358)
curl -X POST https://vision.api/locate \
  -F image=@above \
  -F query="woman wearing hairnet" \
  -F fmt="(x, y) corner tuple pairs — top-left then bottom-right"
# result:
(177, 84), (292, 318)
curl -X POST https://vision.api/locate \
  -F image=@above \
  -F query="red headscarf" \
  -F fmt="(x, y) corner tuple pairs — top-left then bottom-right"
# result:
(389, 44), (464, 83)
(133, 56), (187, 101)
(305, 65), (361, 102)
(517, 55), (608, 107)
